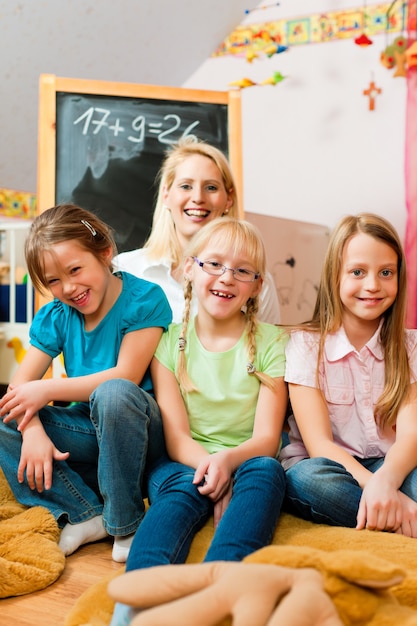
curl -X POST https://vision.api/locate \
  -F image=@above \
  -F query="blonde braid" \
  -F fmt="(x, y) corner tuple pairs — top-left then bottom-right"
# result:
(245, 297), (277, 391)
(176, 278), (198, 393)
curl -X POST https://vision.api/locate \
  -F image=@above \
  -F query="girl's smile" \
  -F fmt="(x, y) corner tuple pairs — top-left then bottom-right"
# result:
(185, 250), (262, 325)
(71, 289), (90, 307)
(42, 239), (120, 329)
(339, 232), (398, 337)
(210, 289), (234, 299)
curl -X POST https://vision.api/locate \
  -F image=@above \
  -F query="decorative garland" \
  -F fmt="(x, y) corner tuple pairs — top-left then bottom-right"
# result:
(212, 2), (408, 58)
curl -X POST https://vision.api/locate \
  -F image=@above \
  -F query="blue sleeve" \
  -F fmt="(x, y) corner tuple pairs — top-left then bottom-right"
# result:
(29, 299), (67, 358)
(119, 274), (172, 335)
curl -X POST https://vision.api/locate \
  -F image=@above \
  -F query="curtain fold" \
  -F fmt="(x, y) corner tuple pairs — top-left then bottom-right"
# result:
(405, 0), (417, 328)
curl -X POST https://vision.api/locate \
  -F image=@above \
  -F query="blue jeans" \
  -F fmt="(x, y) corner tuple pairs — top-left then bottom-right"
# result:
(0, 379), (165, 536)
(125, 455), (286, 572)
(284, 456), (417, 527)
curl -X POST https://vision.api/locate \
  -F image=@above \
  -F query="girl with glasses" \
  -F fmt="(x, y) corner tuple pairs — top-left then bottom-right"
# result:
(110, 217), (287, 625)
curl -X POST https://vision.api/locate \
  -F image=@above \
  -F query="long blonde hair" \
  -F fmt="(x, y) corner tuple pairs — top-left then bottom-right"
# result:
(305, 212), (408, 428)
(25, 203), (117, 295)
(176, 217), (277, 393)
(144, 137), (239, 267)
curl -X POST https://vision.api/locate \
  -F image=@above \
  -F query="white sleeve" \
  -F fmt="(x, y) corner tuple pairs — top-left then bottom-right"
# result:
(258, 270), (281, 324)
(112, 249), (144, 278)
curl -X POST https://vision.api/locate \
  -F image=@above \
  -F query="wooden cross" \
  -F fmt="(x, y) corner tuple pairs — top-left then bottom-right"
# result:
(363, 80), (382, 111)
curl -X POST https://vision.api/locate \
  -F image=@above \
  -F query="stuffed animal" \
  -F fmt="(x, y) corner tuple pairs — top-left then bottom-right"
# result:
(108, 559), (341, 626)
(107, 545), (413, 626)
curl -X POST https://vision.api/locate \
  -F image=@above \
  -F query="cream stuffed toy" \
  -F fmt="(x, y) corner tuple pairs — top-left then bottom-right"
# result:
(107, 545), (410, 626)
(108, 561), (341, 626)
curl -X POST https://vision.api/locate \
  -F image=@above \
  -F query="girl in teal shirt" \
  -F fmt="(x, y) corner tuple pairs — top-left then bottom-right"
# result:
(0, 204), (171, 562)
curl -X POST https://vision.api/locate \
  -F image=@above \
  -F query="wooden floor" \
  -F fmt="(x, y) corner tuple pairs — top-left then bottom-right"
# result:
(0, 537), (121, 625)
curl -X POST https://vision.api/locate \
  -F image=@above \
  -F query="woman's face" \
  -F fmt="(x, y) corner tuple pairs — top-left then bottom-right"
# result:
(163, 154), (234, 249)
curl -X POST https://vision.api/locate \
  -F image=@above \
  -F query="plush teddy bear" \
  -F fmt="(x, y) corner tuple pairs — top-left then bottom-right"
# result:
(106, 545), (414, 626)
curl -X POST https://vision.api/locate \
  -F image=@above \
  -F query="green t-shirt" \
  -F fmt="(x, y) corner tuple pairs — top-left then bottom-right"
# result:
(154, 319), (287, 453)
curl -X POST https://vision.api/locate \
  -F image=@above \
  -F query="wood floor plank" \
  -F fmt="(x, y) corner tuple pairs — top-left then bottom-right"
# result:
(0, 538), (121, 625)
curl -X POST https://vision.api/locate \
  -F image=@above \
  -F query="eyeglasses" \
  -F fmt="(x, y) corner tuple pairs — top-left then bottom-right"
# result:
(193, 257), (260, 282)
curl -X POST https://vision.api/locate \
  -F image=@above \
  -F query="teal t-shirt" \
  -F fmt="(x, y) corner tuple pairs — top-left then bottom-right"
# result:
(29, 271), (172, 395)
(154, 319), (287, 453)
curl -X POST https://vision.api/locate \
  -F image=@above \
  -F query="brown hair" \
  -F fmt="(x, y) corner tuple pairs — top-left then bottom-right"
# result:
(25, 203), (117, 294)
(304, 212), (408, 427)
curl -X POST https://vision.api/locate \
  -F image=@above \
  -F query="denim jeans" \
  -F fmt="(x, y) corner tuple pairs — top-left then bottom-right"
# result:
(284, 456), (417, 527)
(125, 454), (286, 572)
(0, 379), (165, 536)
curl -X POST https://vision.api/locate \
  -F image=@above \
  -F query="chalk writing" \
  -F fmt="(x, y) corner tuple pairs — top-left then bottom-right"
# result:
(73, 107), (203, 145)
(50, 86), (234, 253)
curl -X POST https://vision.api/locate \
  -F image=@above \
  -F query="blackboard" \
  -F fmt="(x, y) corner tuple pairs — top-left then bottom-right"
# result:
(37, 75), (242, 253)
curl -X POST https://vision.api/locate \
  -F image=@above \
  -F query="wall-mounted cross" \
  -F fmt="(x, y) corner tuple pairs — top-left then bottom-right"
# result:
(363, 80), (382, 111)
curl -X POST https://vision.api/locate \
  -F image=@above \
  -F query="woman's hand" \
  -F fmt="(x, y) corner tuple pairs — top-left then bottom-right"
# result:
(1, 381), (51, 431)
(19, 421), (70, 491)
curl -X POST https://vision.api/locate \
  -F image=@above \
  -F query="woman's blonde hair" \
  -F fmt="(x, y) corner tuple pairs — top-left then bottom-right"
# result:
(176, 217), (277, 393)
(306, 212), (408, 427)
(25, 203), (117, 295)
(144, 137), (239, 267)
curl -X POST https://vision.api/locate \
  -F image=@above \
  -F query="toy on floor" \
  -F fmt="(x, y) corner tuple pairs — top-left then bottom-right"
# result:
(107, 544), (409, 626)
(108, 559), (342, 626)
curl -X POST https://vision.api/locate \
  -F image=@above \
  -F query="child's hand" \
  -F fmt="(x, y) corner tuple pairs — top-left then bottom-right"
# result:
(357, 473), (403, 533)
(0, 381), (51, 431)
(19, 422), (69, 491)
(193, 451), (233, 502)
(213, 484), (233, 528)
(394, 492), (417, 538)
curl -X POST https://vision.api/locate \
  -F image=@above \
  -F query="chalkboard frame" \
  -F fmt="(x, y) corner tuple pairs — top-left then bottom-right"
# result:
(37, 74), (243, 238)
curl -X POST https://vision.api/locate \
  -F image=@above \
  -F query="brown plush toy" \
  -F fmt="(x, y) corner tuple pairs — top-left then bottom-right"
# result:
(107, 543), (412, 626)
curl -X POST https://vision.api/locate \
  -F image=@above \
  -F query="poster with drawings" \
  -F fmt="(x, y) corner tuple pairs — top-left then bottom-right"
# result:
(245, 212), (330, 325)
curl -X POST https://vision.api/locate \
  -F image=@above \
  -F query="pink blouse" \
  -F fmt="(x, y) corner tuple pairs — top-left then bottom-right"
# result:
(279, 324), (417, 470)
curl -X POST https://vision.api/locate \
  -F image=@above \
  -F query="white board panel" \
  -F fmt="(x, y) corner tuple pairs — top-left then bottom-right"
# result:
(246, 212), (330, 324)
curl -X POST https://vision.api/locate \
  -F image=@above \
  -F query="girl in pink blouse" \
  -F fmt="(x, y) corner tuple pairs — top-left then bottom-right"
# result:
(280, 212), (417, 538)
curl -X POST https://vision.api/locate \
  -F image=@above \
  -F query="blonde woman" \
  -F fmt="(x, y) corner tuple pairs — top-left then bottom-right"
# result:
(113, 137), (280, 324)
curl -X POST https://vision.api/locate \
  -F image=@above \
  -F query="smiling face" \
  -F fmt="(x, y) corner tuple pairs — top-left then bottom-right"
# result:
(339, 232), (398, 336)
(42, 239), (117, 326)
(184, 246), (262, 324)
(162, 154), (234, 250)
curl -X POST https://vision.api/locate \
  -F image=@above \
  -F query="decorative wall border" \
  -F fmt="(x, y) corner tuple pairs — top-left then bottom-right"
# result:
(212, 2), (409, 57)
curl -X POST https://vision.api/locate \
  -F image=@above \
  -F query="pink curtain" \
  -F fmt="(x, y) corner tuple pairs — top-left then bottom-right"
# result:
(405, 1), (417, 328)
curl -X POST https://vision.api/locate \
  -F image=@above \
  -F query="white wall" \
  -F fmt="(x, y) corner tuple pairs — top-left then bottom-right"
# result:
(0, 0), (258, 195)
(184, 0), (408, 240)
(0, 0), (408, 240)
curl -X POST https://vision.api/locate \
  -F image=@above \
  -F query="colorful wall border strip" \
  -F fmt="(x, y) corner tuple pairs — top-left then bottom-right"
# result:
(212, 2), (408, 56)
